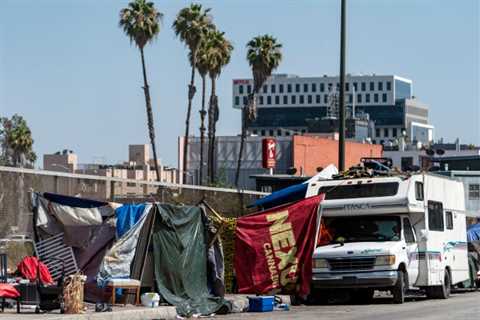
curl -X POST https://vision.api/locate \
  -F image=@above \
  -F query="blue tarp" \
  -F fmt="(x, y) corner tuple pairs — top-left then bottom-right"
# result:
(44, 192), (108, 208)
(115, 204), (146, 238)
(251, 183), (308, 210)
(467, 223), (480, 242)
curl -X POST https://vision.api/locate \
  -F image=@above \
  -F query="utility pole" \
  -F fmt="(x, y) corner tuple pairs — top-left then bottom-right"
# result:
(338, 0), (347, 172)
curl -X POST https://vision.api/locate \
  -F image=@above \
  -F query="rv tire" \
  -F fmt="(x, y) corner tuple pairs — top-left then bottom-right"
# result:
(426, 269), (451, 299)
(392, 270), (407, 304)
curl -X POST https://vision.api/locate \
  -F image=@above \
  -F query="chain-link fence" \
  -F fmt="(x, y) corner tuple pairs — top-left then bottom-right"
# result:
(0, 166), (268, 238)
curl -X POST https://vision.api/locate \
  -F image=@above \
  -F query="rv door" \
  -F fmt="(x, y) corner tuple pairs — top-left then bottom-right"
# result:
(403, 217), (419, 287)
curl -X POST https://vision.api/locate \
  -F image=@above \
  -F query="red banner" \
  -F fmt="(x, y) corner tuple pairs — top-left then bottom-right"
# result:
(262, 138), (276, 169)
(234, 195), (322, 296)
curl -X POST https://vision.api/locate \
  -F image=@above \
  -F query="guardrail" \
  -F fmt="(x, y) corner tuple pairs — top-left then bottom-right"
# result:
(0, 166), (269, 196)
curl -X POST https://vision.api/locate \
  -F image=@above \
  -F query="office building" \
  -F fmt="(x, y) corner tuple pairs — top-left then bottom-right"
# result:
(232, 74), (432, 144)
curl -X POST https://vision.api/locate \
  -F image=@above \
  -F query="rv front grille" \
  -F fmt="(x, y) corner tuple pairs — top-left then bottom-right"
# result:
(327, 257), (376, 271)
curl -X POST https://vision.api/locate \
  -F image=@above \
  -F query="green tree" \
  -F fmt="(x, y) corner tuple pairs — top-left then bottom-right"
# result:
(0, 114), (37, 168)
(235, 35), (282, 187)
(203, 29), (233, 184)
(119, 0), (162, 182)
(173, 4), (213, 184)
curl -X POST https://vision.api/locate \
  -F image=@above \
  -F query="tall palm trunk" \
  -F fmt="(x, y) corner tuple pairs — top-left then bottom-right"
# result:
(140, 47), (161, 182)
(198, 74), (207, 185)
(183, 60), (196, 184)
(207, 76), (217, 184)
(235, 106), (248, 188)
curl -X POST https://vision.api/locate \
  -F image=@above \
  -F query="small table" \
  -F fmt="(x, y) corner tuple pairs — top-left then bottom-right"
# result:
(105, 279), (140, 305)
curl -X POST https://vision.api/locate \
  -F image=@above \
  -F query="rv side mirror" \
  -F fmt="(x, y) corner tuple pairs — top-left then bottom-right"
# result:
(420, 229), (428, 241)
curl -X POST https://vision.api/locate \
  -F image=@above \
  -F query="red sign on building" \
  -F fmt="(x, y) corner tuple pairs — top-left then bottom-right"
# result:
(262, 138), (276, 169)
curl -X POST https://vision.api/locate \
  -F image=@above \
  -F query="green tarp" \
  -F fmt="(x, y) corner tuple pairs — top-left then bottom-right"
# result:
(152, 204), (230, 317)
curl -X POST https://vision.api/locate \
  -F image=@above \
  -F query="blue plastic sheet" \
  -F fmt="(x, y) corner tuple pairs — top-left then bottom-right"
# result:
(250, 183), (308, 210)
(115, 204), (146, 238)
(467, 223), (480, 242)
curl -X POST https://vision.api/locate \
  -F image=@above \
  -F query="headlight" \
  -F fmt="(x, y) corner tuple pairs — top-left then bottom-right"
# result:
(313, 258), (329, 269)
(375, 255), (396, 266)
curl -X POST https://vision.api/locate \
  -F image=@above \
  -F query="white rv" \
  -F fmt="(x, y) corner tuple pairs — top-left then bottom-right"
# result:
(308, 173), (469, 303)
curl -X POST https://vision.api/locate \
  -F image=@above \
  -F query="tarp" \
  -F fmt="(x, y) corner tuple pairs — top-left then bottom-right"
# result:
(251, 164), (337, 209)
(467, 223), (480, 242)
(97, 204), (151, 286)
(115, 204), (146, 238)
(17, 256), (53, 284)
(152, 204), (230, 317)
(235, 195), (322, 297)
(0, 284), (20, 298)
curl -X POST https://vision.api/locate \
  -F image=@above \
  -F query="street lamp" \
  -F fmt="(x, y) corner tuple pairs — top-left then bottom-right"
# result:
(338, 0), (347, 172)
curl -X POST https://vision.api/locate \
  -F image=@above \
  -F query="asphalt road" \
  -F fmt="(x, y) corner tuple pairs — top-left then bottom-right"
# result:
(222, 291), (480, 320)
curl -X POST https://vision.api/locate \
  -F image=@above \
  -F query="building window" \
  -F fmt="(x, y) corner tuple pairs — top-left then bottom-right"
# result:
(469, 184), (480, 200)
(291, 95), (296, 104)
(247, 85), (252, 93)
(378, 82), (383, 91)
(303, 83), (308, 92)
(353, 83), (358, 91)
(307, 95), (312, 104)
(269, 129), (274, 136)
(263, 85), (267, 93)
(295, 84), (300, 92)
(446, 212), (453, 230)
(402, 157), (414, 171)
(279, 84), (284, 93)
(277, 129), (282, 136)
(271, 84), (276, 93)
(287, 84), (292, 93)
(374, 93), (379, 103)
(299, 95), (305, 104)
(323, 95), (328, 103)
(252, 129), (258, 135)
(275, 95), (280, 104)
(366, 93), (370, 102)
(357, 94), (362, 103)
(375, 128), (380, 137)
(369, 82), (374, 91)
(261, 129), (265, 136)
(382, 93), (387, 102)
(267, 96), (272, 104)
(259, 96), (264, 105)
(320, 83), (325, 92)
(312, 83), (317, 92)
(243, 96), (248, 105)
(239, 85), (244, 94)
(384, 128), (389, 137)
(386, 81), (392, 91)
(285, 131), (290, 136)
(428, 201), (444, 231)
(361, 82), (366, 91)
(392, 128), (398, 137)
(336, 83), (340, 90)
(345, 83), (350, 92)
(316, 94), (321, 103)
(235, 96), (240, 105)
(283, 95), (288, 104)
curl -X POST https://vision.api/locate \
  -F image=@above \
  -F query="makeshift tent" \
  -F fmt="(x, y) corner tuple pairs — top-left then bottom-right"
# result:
(31, 192), (228, 316)
(251, 164), (338, 209)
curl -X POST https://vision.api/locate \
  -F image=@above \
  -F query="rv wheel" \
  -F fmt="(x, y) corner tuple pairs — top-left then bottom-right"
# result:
(392, 270), (407, 304)
(426, 269), (451, 299)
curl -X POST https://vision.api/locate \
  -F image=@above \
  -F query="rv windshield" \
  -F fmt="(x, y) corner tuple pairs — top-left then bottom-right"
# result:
(321, 216), (401, 244)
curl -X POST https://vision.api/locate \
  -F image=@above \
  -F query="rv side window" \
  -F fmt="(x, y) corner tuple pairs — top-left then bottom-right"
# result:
(415, 182), (424, 201)
(446, 211), (453, 230)
(403, 218), (415, 243)
(428, 201), (444, 231)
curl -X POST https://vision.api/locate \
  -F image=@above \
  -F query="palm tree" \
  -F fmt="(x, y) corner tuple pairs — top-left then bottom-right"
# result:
(203, 29), (233, 184)
(0, 114), (37, 168)
(235, 35), (282, 187)
(190, 38), (210, 185)
(173, 4), (213, 184)
(119, 0), (163, 182)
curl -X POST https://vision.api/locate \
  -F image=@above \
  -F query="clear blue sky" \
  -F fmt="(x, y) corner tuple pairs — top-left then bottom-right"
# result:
(1, 0), (478, 167)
